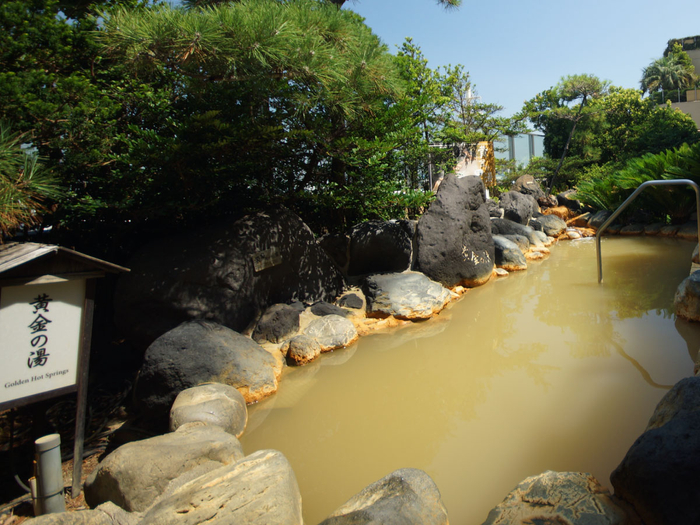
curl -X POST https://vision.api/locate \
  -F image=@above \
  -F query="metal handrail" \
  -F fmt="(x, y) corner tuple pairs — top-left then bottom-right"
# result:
(596, 179), (700, 283)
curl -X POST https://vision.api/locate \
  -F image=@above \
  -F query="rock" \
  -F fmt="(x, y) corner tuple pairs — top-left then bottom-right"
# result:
(491, 218), (543, 249)
(319, 468), (448, 525)
(611, 377), (700, 525)
(363, 272), (452, 320)
(169, 383), (247, 437)
(486, 198), (503, 218)
(659, 224), (680, 236)
(620, 224), (644, 235)
(512, 174), (545, 201)
(493, 235), (527, 272)
(644, 223), (664, 235)
(530, 214), (567, 237)
(570, 212), (592, 227)
(500, 191), (537, 225)
(502, 234), (530, 253)
(557, 189), (582, 212)
(311, 301), (350, 317)
(533, 230), (549, 245)
(482, 471), (627, 525)
(567, 229), (582, 240)
(338, 293), (364, 310)
(114, 208), (345, 347)
(677, 221), (699, 241)
(348, 220), (415, 276)
(286, 334), (322, 365)
(674, 270), (700, 322)
(494, 268), (509, 277)
(21, 503), (139, 525)
(414, 174), (494, 288)
(303, 315), (358, 351)
(142, 450), (302, 525)
(588, 210), (612, 229)
(84, 424), (244, 512)
(542, 205), (571, 220)
(135, 321), (281, 428)
(607, 223), (621, 234)
(693, 244), (699, 264)
(537, 194), (558, 208)
(252, 303), (301, 343)
(318, 233), (351, 273)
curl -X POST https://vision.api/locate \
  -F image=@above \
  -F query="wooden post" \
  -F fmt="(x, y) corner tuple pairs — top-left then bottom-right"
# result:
(71, 279), (95, 497)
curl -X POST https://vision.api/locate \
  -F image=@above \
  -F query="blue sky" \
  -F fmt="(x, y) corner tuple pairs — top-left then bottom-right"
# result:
(348, 0), (700, 118)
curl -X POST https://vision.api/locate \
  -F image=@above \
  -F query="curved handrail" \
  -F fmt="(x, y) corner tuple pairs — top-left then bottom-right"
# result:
(596, 179), (700, 283)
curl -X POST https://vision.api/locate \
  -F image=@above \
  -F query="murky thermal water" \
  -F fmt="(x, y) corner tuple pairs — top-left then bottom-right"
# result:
(239, 237), (700, 524)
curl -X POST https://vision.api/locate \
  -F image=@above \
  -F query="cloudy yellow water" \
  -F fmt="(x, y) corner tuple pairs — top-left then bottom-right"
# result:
(239, 236), (699, 524)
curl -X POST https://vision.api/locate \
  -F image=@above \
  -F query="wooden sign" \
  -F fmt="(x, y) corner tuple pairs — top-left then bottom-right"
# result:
(251, 247), (282, 273)
(0, 279), (86, 410)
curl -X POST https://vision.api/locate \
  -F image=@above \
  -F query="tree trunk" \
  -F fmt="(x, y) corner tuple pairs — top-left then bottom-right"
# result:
(547, 95), (587, 195)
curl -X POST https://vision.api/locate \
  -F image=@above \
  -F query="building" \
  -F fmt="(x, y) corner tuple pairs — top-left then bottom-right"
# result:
(494, 133), (544, 168)
(665, 36), (700, 128)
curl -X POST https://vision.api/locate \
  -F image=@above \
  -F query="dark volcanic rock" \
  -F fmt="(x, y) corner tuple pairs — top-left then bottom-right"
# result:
(486, 198), (503, 218)
(674, 270), (700, 322)
(414, 174), (494, 288)
(491, 218), (542, 248)
(512, 174), (545, 201)
(338, 293), (363, 309)
(588, 210), (612, 230)
(530, 214), (567, 237)
(500, 191), (537, 225)
(348, 220), (415, 276)
(134, 321), (281, 429)
(310, 301), (350, 317)
(557, 189), (582, 212)
(493, 235), (527, 271)
(611, 377), (700, 525)
(252, 303), (301, 343)
(114, 208), (346, 347)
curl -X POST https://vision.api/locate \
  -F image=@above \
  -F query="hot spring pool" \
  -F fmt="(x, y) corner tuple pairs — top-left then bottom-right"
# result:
(239, 236), (700, 524)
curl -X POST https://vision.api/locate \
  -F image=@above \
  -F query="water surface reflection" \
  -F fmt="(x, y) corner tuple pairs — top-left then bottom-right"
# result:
(240, 237), (698, 524)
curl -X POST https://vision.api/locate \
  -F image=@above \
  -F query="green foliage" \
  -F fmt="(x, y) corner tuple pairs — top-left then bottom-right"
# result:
(0, 123), (61, 237)
(641, 49), (698, 95)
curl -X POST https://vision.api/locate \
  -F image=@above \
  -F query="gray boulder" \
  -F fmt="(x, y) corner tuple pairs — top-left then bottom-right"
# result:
(674, 270), (700, 322)
(502, 234), (530, 253)
(611, 377), (700, 525)
(493, 235), (527, 272)
(500, 191), (537, 225)
(486, 198), (503, 218)
(348, 220), (415, 276)
(114, 208), (345, 347)
(620, 224), (645, 235)
(252, 303), (301, 343)
(20, 503), (139, 525)
(142, 450), (302, 525)
(659, 224), (680, 236)
(588, 210), (612, 229)
(512, 174), (545, 201)
(135, 321), (281, 428)
(644, 223), (664, 235)
(363, 272), (452, 320)
(318, 232), (351, 273)
(319, 468), (448, 525)
(557, 189), (582, 212)
(84, 424), (244, 512)
(414, 174), (494, 288)
(491, 218), (542, 248)
(530, 214), (567, 237)
(169, 383), (248, 437)
(482, 471), (627, 525)
(286, 334), (322, 366)
(338, 293), (364, 310)
(678, 221), (699, 241)
(303, 314), (358, 352)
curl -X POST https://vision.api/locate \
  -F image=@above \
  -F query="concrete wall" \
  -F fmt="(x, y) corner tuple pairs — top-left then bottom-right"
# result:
(670, 100), (700, 129)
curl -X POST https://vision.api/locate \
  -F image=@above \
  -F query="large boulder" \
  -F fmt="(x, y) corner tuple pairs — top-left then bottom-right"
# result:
(84, 424), (244, 512)
(303, 314), (359, 351)
(134, 321), (281, 428)
(493, 235), (527, 271)
(674, 270), (700, 322)
(556, 189), (582, 212)
(114, 208), (346, 347)
(500, 191), (537, 225)
(348, 220), (415, 276)
(588, 210), (612, 230)
(363, 272), (452, 320)
(169, 383), (248, 437)
(141, 450), (302, 525)
(21, 503), (139, 525)
(414, 174), (494, 288)
(530, 214), (567, 237)
(319, 468), (448, 525)
(490, 218), (542, 248)
(611, 377), (700, 525)
(511, 174), (545, 201)
(286, 334), (322, 366)
(252, 303), (301, 343)
(482, 471), (627, 525)
(677, 221), (698, 241)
